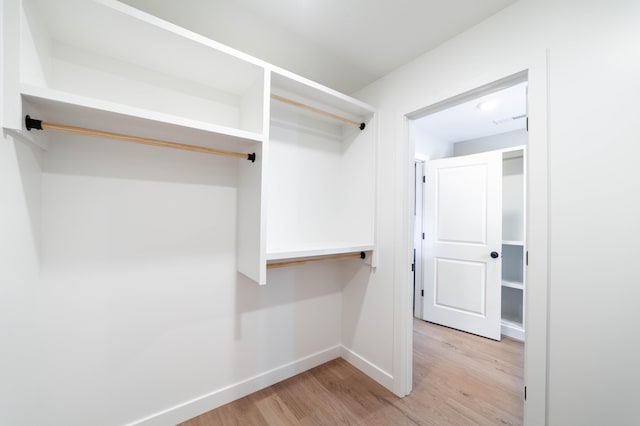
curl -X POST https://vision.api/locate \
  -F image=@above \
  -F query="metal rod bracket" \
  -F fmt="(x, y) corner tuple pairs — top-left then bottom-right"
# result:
(25, 115), (42, 131)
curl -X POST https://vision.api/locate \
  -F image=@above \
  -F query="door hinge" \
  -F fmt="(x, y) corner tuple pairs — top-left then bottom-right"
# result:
(524, 386), (527, 400)
(526, 251), (529, 266)
(421, 289), (424, 297)
(526, 117), (529, 132)
(422, 232), (425, 240)
(411, 263), (414, 272)
(422, 175), (426, 183)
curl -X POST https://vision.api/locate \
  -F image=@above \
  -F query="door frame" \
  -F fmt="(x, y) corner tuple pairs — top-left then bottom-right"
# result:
(397, 58), (549, 426)
(413, 158), (427, 319)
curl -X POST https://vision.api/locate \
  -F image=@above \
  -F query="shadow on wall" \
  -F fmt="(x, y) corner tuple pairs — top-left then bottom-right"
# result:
(39, 132), (239, 187)
(9, 130), (44, 265)
(341, 258), (374, 349)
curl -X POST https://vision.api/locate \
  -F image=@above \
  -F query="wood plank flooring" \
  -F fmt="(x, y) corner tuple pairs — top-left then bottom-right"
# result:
(180, 319), (524, 425)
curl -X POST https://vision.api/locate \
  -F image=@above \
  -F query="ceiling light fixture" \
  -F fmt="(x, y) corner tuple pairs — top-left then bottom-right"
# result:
(476, 100), (498, 111)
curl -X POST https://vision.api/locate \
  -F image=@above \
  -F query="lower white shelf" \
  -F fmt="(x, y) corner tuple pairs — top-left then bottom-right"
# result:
(266, 244), (374, 261)
(501, 319), (524, 341)
(265, 244), (374, 270)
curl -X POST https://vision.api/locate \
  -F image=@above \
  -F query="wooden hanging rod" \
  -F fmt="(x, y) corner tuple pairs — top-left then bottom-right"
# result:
(267, 251), (366, 269)
(24, 116), (256, 162)
(271, 94), (365, 130)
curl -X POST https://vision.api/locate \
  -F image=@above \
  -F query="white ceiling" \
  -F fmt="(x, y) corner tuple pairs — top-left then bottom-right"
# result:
(415, 81), (527, 143)
(120, 0), (518, 93)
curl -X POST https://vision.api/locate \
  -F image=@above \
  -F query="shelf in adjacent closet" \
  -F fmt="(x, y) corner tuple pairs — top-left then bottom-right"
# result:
(502, 280), (524, 290)
(501, 318), (524, 330)
(502, 240), (524, 246)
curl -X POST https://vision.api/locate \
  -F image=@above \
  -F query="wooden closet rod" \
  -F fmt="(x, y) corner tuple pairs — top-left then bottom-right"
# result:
(267, 251), (366, 269)
(25, 115), (256, 162)
(271, 94), (366, 130)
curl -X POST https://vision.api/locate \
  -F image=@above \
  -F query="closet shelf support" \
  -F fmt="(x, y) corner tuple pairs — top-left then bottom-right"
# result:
(270, 94), (366, 130)
(25, 115), (256, 162)
(267, 251), (367, 269)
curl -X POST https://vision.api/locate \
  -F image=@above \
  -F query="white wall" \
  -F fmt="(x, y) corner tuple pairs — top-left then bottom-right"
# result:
(0, 131), (41, 426)
(3, 1), (639, 425)
(454, 129), (526, 156)
(0, 130), (346, 425)
(414, 128), (454, 160)
(353, 0), (640, 424)
(118, 0), (373, 94)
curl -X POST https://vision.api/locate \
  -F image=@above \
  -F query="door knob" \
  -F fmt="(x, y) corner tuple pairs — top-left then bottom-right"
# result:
(490, 251), (499, 259)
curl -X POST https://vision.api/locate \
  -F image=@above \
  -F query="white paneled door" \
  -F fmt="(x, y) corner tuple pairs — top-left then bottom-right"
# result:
(422, 151), (502, 340)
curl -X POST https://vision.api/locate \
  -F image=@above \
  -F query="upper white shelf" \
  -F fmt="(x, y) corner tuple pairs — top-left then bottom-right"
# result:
(21, 86), (263, 154)
(9, 0), (378, 284)
(30, 0), (263, 93)
(19, 0), (266, 136)
(271, 72), (374, 118)
(502, 240), (525, 246)
(21, 85), (263, 143)
(270, 71), (374, 138)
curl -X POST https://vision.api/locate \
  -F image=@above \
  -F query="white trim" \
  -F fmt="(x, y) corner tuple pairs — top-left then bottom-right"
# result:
(399, 62), (549, 426)
(341, 346), (394, 390)
(406, 72), (528, 120)
(125, 346), (342, 426)
(522, 50), (550, 426)
(393, 115), (415, 397)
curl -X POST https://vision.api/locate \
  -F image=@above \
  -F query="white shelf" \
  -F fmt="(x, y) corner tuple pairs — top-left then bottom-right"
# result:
(21, 86), (263, 153)
(271, 71), (374, 118)
(266, 244), (374, 261)
(501, 319), (524, 341)
(18, 0), (266, 136)
(7, 0), (377, 286)
(20, 85), (264, 143)
(501, 316), (523, 329)
(270, 71), (374, 136)
(501, 149), (526, 339)
(502, 280), (524, 290)
(264, 71), (377, 281)
(30, 0), (263, 94)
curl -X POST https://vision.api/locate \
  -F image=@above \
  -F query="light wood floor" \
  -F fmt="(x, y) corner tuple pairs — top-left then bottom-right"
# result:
(181, 319), (524, 425)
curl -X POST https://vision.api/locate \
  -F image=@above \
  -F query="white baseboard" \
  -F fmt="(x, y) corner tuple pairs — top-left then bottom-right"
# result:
(126, 345), (342, 426)
(501, 321), (525, 341)
(340, 345), (394, 389)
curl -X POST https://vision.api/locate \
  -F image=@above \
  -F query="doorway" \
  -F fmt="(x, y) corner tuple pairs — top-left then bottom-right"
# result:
(413, 79), (528, 340)
(410, 74), (528, 417)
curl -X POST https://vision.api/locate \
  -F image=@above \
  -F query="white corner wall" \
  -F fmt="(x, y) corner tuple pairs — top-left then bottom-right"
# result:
(353, 0), (640, 425)
(118, 0), (373, 94)
(0, 130), (346, 425)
